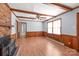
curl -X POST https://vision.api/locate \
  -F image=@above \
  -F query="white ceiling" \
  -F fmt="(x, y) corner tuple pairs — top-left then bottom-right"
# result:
(8, 3), (79, 22)
(8, 3), (66, 16)
(9, 3), (63, 21)
(18, 16), (52, 22)
(33, 3), (66, 16)
(13, 11), (36, 18)
(61, 3), (79, 8)
(8, 3), (34, 11)
(13, 11), (52, 21)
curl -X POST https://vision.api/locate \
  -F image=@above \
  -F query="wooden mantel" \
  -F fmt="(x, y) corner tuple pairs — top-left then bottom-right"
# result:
(0, 24), (14, 28)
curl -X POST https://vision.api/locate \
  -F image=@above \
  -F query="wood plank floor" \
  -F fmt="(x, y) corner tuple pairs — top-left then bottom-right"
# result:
(16, 37), (79, 56)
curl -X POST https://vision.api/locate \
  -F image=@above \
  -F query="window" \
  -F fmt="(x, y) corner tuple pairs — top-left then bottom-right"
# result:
(48, 22), (52, 33)
(47, 19), (61, 34)
(53, 19), (61, 34)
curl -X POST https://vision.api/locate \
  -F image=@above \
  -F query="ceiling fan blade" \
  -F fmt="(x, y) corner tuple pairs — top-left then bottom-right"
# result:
(39, 17), (46, 20)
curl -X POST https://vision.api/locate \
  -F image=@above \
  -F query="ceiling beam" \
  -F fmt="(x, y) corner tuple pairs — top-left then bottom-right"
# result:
(44, 3), (73, 10)
(44, 5), (79, 22)
(10, 8), (53, 17)
(17, 16), (36, 19)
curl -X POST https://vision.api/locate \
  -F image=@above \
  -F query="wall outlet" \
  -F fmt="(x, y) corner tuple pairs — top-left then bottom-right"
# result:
(68, 42), (71, 45)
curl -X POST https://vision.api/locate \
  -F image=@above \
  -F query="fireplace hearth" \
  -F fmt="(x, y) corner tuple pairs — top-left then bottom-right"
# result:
(0, 36), (17, 56)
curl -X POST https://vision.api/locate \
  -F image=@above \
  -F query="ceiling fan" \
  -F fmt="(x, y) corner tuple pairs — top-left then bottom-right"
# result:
(36, 15), (46, 20)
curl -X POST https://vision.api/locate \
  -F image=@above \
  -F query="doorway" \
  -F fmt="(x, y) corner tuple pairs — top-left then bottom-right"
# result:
(16, 20), (27, 39)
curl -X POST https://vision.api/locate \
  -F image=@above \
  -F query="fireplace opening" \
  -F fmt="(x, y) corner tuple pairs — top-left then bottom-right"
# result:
(0, 35), (17, 56)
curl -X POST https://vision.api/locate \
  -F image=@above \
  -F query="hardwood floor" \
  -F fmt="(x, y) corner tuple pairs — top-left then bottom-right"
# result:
(16, 37), (79, 56)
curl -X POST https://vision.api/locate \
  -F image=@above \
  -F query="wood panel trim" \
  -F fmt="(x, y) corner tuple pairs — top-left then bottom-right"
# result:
(77, 13), (79, 51)
(61, 34), (78, 50)
(43, 32), (62, 42)
(27, 31), (44, 37)
(77, 13), (79, 37)
(43, 32), (78, 50)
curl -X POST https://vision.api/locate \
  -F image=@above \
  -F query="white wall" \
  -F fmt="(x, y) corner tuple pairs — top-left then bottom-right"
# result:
(11, 8), (79, 36)
(20, 21), (43, 32)
(11, 12), (17, 34)
(43, 8), (79, 36)
(26, 21), (43, 32)
(43, 22), (48, 32)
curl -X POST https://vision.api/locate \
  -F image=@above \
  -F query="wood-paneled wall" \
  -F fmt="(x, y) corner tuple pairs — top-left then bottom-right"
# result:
(0, 3), (11, 36)
(62, 34), (78, 49)
(26, 31), (44, 37)
(43, 32), (62, 42)
(43, 32), (79, 51)
(76, 13), (79, 51)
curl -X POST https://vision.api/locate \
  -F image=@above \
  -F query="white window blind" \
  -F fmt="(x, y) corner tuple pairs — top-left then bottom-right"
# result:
(48, 22), (52, 33)
(53, 20), (61, 34)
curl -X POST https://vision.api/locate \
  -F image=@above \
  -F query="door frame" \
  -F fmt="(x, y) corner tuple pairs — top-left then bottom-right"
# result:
(16, 20), (27, 39)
